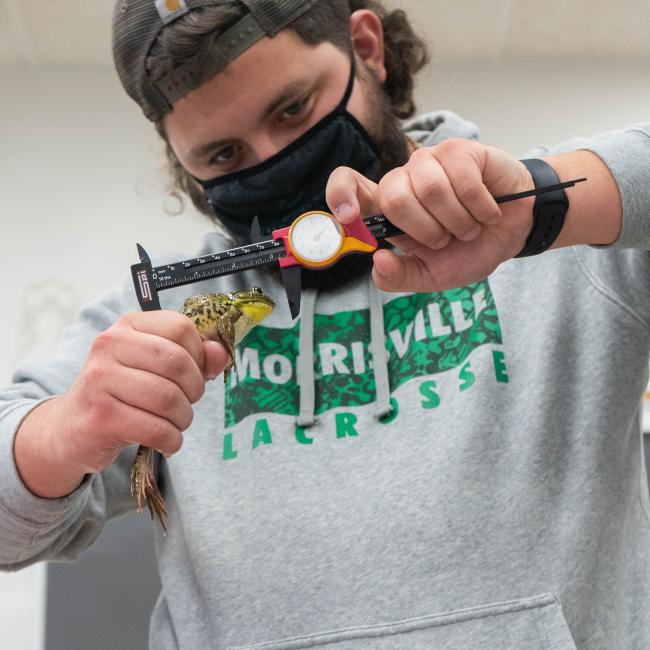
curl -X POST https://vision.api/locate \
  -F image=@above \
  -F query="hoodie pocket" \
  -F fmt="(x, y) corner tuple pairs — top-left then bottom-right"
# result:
(230, 593), (577, 650)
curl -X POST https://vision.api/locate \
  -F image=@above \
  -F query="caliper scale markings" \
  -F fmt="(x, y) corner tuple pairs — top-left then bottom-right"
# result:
(132, 239), (285, 311)
(149, 240), (284, 287)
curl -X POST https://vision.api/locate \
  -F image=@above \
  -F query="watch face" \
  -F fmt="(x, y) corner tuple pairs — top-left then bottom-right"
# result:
(289, 211), (343, 263)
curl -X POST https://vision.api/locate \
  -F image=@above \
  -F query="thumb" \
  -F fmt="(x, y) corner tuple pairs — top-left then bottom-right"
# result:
(372, 248), (436, 293)
(202, 339), (229, 380)
(482, 144), (533, 198)
(326, 166), (380, 224)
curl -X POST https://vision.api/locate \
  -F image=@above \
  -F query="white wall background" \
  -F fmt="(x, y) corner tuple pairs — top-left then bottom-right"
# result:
(0, 68), (209, 650)
(1, 34), (649, 650)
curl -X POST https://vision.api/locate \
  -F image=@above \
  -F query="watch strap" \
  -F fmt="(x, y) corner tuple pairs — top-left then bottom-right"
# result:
(515, 158), (569, 257)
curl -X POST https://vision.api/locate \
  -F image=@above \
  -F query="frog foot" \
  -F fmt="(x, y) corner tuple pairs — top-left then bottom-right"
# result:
(131, 445), (168, 535)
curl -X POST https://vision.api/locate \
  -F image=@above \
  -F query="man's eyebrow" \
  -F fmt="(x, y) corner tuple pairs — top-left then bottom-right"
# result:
(190, 138), (231, 160)
(189, 78), (311, 160)
(262, 78), (310, 118)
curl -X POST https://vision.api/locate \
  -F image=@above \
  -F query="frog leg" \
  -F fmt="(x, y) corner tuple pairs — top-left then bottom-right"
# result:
(131, 444), (168, 534)
(216, 316), (237, 383)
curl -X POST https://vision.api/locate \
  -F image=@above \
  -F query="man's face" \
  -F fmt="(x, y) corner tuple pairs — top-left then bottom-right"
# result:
(161, 24), (408, 291)
(163, 30), (375, 182)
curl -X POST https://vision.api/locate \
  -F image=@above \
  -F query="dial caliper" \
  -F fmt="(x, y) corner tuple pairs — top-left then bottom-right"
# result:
(131, 177), (586, 319)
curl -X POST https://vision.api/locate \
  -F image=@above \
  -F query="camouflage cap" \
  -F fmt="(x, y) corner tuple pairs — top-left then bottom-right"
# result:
(112, 0), (321, 121)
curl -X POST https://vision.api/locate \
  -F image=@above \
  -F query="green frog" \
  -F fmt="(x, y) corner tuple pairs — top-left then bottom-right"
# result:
(131, 287), (275, 533)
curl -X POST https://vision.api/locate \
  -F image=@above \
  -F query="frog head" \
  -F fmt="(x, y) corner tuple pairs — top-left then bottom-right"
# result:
(226, 287), (275, 327)
(179, 287), (275, 347)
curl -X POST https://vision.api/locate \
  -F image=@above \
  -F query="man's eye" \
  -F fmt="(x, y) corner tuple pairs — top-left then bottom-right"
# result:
(212, 145), (237, 164)
(282, 97), (309, 119)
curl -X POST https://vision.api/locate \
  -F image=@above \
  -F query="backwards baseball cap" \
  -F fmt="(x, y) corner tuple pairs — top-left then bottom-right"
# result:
(112, 0), (321, 122)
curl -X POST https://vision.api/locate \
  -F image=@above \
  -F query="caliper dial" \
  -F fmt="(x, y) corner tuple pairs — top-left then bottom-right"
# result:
(287, 211), (345, 267)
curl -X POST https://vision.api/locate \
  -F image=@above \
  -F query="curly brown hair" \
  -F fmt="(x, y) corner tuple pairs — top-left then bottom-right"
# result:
(148, 1), (430, 220)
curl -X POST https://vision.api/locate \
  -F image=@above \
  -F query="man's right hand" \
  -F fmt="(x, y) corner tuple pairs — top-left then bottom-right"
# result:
(13, 310), (229, 499)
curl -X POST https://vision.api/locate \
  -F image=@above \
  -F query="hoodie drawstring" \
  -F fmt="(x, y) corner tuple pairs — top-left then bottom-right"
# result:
(295, 273), (391, 427)
(368, 273), (392, 419)
(296, 286), (317, 427)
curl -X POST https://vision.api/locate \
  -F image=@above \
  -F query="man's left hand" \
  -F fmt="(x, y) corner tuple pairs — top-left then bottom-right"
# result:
(326, 138), (537, 292)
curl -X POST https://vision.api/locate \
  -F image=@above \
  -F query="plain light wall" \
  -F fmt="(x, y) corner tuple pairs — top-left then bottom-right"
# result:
(420, 60), (650, 155)
(0, 67), (208, 650)
(1, 59), (648, 649)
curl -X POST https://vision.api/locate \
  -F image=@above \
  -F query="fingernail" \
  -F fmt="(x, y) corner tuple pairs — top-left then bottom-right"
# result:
(204, 341), (222, 380)
(205, 340), (222, 354)
(433, 233), (452, 250)
(373, 263), (387, 279)
(465, 226), (482, 240)
(334, 203), (354, 221)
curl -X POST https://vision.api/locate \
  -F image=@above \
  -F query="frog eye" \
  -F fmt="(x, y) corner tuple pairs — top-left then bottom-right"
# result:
(251, 287), (262, 294)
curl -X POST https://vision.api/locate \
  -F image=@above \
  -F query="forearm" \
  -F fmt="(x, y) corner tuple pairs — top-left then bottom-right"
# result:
(13, 396), (87, 499)
(544, 149), (622, 249)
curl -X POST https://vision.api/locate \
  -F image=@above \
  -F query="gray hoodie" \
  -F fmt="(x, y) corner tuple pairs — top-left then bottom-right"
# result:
(1, 112), (650, 649)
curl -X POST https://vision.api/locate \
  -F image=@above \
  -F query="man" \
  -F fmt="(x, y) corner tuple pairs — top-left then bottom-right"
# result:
(1, 1), (650, 648)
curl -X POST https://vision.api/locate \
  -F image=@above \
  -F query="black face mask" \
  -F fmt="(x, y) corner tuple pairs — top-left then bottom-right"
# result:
(198, 60), (381, 240)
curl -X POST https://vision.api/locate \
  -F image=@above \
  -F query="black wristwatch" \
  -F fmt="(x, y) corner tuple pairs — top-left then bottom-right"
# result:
(515, 158), (569, 257)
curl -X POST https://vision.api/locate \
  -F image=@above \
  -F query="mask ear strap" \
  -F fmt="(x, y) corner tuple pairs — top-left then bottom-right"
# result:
(337, 54), (357, 110)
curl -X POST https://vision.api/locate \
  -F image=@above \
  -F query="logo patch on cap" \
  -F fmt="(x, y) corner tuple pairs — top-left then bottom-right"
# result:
(155, 0), (189, 25)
